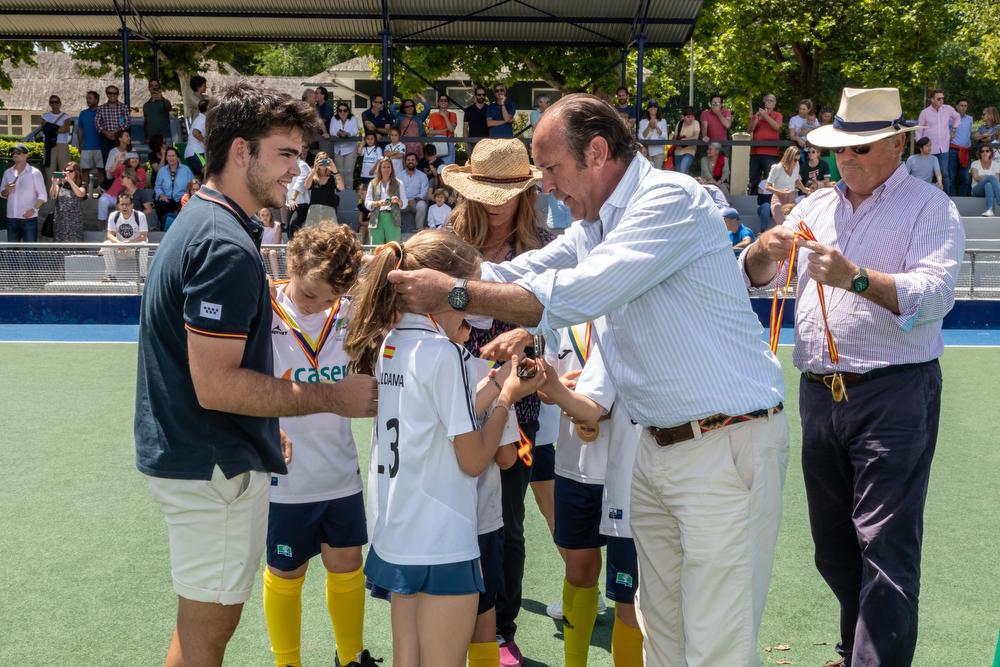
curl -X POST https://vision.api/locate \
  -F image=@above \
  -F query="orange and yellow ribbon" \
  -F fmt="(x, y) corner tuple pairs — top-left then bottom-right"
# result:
(271, 282), (342, 371)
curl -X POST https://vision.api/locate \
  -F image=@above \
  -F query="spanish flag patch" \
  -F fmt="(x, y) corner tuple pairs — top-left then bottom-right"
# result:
(383, 345), (396, 359)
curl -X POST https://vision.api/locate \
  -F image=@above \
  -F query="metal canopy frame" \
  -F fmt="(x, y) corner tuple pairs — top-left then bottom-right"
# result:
(0, 0), (700, 122)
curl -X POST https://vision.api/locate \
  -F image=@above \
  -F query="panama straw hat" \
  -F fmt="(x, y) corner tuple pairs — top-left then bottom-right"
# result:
(441, 139), (541, 206)
(807, 87), (922, 149)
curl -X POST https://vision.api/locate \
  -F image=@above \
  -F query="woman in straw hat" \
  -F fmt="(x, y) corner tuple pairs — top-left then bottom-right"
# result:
(441, 138), (555, 667)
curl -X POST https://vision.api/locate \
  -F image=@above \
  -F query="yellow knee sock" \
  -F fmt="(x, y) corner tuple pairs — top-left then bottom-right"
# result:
(563, 579), (600, 667)
(263, 568), (305, 667)
(468, 640), (500, 667)
(611, 610), (644, 666)
(326, 567), (366, 664)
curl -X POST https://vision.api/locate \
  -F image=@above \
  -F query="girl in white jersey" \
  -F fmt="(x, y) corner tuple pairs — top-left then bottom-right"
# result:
(262, 223), (380, 667)
(345, 230), (544, 667)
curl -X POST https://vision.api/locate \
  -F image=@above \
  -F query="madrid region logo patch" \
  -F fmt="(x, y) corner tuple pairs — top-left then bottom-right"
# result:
(276, 544), (293, 558)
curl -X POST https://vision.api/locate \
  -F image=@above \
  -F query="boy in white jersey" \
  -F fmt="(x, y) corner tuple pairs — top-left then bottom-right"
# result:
(262, 223), (379, 667)
(345, 231), (545, 667)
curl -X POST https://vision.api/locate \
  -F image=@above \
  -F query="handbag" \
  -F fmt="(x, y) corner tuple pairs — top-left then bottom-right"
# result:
(41, 212), (54, 237)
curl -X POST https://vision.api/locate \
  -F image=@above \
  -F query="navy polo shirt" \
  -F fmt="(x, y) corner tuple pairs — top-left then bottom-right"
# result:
(487, 100), (517, 138)
(134, 186), (286, 480)
(362, 109), (393, 145)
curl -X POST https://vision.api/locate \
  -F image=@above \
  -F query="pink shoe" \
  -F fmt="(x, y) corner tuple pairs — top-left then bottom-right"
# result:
(498, 637), (524, 666)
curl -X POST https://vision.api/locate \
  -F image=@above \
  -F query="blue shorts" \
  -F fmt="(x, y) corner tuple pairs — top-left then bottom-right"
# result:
(477, 528), (505, 615)
(266, 492), (368, 571)
(364, 548), (485, 596)
(605, 536), (639, 604)
(530, 443), (555, 482)
(554, 475), (606, 550)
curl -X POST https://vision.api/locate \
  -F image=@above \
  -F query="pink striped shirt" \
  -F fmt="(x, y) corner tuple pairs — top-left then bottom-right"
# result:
(916, 104), (960, 154)
(741, 164), (965, 374)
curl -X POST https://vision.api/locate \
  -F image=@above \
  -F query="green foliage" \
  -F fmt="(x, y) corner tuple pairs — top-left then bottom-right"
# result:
(0, 139), (76, 165)
(0, 43), (36, 99)
(252, 43), (358, 77)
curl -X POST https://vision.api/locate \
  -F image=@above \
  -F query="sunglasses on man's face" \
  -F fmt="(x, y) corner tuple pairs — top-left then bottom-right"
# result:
(834, 144), (873, 155)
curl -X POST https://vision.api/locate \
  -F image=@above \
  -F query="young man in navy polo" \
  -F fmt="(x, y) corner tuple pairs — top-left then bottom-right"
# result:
(135, 82), (377, 667)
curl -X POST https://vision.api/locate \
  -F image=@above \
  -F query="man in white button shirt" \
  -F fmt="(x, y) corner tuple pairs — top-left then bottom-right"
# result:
(1, 143), (47, 242)
(398, 152), (428, 233)
(389, 94), (788, 667)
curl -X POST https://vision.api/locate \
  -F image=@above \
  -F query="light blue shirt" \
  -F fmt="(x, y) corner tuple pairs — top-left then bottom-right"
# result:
(953, 113), (973, 148)
(482, 156), (784, 427)
(399, 168), (429, 202)
(154, 163), (194, 202)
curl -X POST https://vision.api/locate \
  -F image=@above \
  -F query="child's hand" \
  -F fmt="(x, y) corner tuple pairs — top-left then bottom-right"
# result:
(535, 360), (563, 404)
(500, 354), (546, 403)
(560, 368), (583, 392)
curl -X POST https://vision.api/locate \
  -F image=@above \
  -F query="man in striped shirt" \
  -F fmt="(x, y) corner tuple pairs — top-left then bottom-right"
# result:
(389, 94), (788, 667)
(742, 87), (965, 667)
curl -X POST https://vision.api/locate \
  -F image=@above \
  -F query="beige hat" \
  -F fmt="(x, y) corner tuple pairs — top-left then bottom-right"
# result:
(441, 139), (541, 206)
(807, 87), (922, 148)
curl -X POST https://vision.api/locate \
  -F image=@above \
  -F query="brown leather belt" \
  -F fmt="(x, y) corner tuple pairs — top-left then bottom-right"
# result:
(802, 361), (933, 388)
(647, 403), (783, 448)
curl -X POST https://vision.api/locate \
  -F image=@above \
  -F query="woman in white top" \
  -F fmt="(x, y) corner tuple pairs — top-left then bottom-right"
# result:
(766, 146), (801, 224)
(672, 106), (701, 175)
(363, 158), (405, 246)
(329, 104), (360, 191)
(345, 231), (544, 667)
(639, 101), (668, 169)
(970, 144), (1000, 217)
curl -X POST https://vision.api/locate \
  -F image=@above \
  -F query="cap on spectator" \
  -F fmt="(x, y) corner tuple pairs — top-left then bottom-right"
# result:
(125, 151), (140, 160)
(721, 207), (740, 220)
(11, 143), (29, 154)
(646, 100), (660, 108)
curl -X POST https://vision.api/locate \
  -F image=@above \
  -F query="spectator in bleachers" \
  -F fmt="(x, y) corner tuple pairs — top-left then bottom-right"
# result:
(428, 93), (458, 165)
(529, 95), (551, 132)
(143, 79), (173, 145)
(488, 83), (517, 138)
(286, 143), (312, 238)
(916, 89), (959, 195)
(189, 75), (207, 99)
(154, 147), (194, 226)
(798, 146), (832, 194)
(673, 106), (701, 175)
(698, 141), (730, 194)
(747, 93), (783, 194)
(304, 151), (344, 226)
(184, 98), (209, 179)
(973, 106), (999, 148)
(639, 100), (667, 168)
(1, 143), (47, 242)
(818, 105), (834, 126)
(950, 98), (973, 196)
(365, 157), (405, 245)
(756, 178), (772, 232)
(48, 161), (86, 242)
(99, 152), (147, 224)
(970, 144), (1000, 217)
(357, 132), (383, 187)
(700, 94), (732, 144)
(41, 95), (72, 175)
(96, 85), (129, 162)
(399, 152), (429, 232)
(417, 143), (443, 191)
(426, 188), (452, 229)
(362, 94), (393, 146)
(384, 126), (407, 176)
(906, 137), (944, 189)
(180, 177), (200, 209)
(105, 130), (132, 189)
(788, 99), (815, 162)
(464, 86), (490, 140)
(147, 133), (167, 179)
(329, 102), (359, 191)
(391, 94), (430, 158)
(355, 181), (371, 239)
(314, 86), (334, 154)
(102, 190), (149, 280)
(722, 207), (754, 251)
(257, 207), (282, 277)
(613, 86), (637, 131)
(77, 91), (103, 196)
(766, 146), (801, 225)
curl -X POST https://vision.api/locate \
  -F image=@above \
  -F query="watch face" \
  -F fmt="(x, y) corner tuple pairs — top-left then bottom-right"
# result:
(852, 275), (869, 293)
(448, 287), (469, 310)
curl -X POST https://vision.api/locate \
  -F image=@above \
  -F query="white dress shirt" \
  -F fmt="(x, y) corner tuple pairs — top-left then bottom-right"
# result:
(481, 156), (784, 428)
(1, 165), (47, 219)
(289, 158), (310, 205)
(399, 168), (429, 203)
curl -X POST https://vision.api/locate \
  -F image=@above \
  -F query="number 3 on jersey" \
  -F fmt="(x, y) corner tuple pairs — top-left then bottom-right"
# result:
(377, 418), (400, 478)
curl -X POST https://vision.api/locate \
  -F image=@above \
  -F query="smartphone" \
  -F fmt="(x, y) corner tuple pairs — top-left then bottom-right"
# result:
(517, 334), (546, 378)
(52, 171), (65, 179)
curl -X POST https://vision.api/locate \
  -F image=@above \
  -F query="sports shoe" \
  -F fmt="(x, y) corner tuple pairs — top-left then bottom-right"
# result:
(335, 649), (383, 667)
(545, 592), (608, 619)
(498, 635), (524, 666)
(983, 208), (995, 217)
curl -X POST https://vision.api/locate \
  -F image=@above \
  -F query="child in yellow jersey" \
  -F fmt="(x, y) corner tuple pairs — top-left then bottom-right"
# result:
(262, 223), (380, 667)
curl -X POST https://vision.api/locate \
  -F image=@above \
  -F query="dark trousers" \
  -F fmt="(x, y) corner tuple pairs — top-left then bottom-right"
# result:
(748, 153), (778, 194)
(153, 198), (180, 228)
(800, 361), (941, 667)
(495, 419), (538, 642)
(98, 135), (115, 163)
(286, 204), (310, 239)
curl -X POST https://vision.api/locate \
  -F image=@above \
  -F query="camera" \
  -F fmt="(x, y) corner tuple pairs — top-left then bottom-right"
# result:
(517, 334), (546, 378)
(319, 158), (331, 167)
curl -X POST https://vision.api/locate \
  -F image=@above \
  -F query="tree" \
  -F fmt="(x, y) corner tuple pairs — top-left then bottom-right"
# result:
(253, 43), (357, 77)
(0, 43), (37, 99)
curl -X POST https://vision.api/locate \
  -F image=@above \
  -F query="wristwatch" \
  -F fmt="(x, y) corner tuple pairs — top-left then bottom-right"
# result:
(850, 267), (869, 293)
(448, 278), (469, 310)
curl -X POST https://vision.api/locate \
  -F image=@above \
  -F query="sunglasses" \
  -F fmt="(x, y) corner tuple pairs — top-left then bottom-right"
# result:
(50, 100), (60, 104)
(834, 144), (873, 155)
(106, 92), (119, 96)
(338, 108), (348, 112)
(475, 94), (486, 98)
(372, 100), (383, 105)
(404, 104), (415, 108)
(494, 89), (504, 93)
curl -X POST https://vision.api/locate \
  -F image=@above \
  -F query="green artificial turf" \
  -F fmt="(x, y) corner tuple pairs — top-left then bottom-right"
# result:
(0, 344), (997, 666)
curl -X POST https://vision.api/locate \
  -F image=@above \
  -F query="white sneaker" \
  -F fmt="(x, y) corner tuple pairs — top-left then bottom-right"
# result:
(983, 208), (995, 217)
(545, 593), (607, 619)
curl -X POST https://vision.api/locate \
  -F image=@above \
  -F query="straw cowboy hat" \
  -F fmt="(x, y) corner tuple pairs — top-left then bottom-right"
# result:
(441, 139), (541, 206)
(807, 87), (922, 149)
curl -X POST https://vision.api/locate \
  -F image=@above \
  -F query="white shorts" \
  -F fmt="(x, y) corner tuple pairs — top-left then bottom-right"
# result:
(146, 465), (270, 605)
(79, 149), (104, 169)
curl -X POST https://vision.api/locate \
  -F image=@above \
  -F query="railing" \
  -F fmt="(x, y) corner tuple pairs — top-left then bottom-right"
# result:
(0, 243), (996, 299)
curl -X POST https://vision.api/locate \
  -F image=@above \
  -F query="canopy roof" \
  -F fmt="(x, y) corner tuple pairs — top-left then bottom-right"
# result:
(0, 0), (701, 47)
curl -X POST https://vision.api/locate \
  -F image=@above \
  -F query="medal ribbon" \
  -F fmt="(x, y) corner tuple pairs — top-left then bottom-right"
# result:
(271, 286), (342, 371)
(568, 322), (592, 367)
(517, 425), (534, 467)
(768, 221), (847, 401)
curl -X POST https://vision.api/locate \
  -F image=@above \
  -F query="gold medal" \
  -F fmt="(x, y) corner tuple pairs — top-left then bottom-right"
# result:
(577, 422), (600, 443)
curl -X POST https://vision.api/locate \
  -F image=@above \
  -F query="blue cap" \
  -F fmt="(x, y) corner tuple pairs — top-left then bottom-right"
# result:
(721, 207), (740, 219)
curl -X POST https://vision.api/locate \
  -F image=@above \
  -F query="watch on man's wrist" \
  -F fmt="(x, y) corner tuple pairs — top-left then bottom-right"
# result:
(850, 266), (870, 294)
(448, 278), (470, 310)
